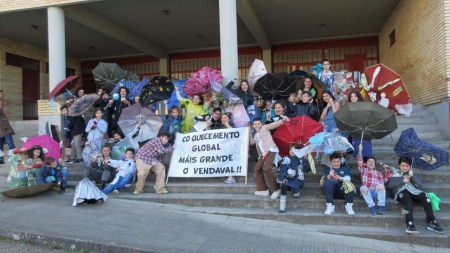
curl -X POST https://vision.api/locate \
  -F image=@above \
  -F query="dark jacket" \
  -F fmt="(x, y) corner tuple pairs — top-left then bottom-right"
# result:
(37, 164), (63, 184)
(0, 108), (14, 137)
(68, 115), (86, 136)
(387, 173), (424, 197)
(109, 98), (133, 128)
(280, 156), (310, 189)
(286, 101), (318, 119)
(226, 81), (254, 110)
(208, 118), (222, 130)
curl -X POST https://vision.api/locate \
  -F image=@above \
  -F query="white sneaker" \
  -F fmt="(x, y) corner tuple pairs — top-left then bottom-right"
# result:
(271, 189), (281, 200)
(254, 190), (269, 196)
(345, 203), (355, 215)
(113, 189), (119, 194)
(324, 203), (335, 215)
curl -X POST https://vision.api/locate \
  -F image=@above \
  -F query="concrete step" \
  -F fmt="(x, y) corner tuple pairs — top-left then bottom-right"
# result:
(395, 115), (436, 125)
(378, 131), (443, 141)
(112, 193), (450, 213)
(371, 140), (450, 150)
(393, 124), (441, 133)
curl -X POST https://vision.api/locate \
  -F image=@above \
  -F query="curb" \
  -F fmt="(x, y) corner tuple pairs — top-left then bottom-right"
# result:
(0, 228), (166, 253)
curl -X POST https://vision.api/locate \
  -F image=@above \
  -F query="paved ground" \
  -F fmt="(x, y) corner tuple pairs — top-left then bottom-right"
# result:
(0, 239), (68, 253)
(0, 184), (447, 253)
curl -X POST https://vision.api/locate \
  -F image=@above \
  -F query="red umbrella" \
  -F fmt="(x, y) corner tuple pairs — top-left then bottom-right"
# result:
(364, 64), (410, 114)
(48, 76), (80, 99)
(183, 66), (223, 96)
(22, 135), (61, 161)
(273, 116), (323, 157)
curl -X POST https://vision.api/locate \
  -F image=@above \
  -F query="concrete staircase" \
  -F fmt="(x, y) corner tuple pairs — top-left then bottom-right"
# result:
(62, 104), (450, 247)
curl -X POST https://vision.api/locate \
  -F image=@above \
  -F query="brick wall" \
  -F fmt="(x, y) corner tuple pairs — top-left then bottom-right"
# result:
(379, 0), (448, 105)
(0, 37), (81, 120)
(0, 0), (96, 13)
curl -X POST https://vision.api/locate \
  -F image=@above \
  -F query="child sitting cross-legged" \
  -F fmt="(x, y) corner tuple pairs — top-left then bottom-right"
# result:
(384, 157), (446, 234)
(102, 147), (136, 195)
(357, 145), (390, 215)
(323, 152), (355, 215)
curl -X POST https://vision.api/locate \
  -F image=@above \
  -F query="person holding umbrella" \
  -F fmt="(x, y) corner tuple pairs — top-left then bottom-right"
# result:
(317, 59), (334, 93)
(250, 117), (288, 199)
(174, 86), (206, 134)
(347, 91), (372, 159)
(107, 87), (132, 137)
(226, 78), (254, 112)
(85, 108), (108, 142)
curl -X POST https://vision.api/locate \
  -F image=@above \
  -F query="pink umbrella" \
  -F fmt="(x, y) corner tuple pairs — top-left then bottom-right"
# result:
(48, 76), (80, 99)
(247, 59), (267, 94)
(183, 66), (223, 96)
(22, 135), (60, 161)
(226, 104), (250, 127)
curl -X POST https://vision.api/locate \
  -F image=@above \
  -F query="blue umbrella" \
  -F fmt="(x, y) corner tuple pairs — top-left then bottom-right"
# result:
(109, 80), (137, 97)
(394, 128), (449, 170)
(128, 77), (148, 101)
(168, 79), (188, 109)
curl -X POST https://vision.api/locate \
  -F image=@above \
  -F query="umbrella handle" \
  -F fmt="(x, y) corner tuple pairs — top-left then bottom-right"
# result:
(360, 130), (364, 141)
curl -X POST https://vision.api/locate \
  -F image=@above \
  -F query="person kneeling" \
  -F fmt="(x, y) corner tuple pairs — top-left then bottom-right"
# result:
(102, 148), (136, 195)
(37, 157), (69, 194)
(323, 152), (355, 215)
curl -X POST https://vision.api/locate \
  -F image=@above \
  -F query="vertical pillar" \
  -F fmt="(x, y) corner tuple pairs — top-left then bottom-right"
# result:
(219, 0), (239, 85)
(48, 7), (66, 92)
(263, 49), (272, 73)
(159, 58), (169, 76)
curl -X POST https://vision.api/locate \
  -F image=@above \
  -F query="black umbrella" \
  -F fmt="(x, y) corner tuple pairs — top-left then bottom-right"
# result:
(253, 73), (298, 100)
(139, 76), (174, 106)
(333, 101), (397, 139)
(92, 62), (129, 93)
(290, 69), (328, 92)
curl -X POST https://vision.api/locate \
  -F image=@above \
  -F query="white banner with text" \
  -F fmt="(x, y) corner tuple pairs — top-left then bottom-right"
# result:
(168, 127), (249, 178)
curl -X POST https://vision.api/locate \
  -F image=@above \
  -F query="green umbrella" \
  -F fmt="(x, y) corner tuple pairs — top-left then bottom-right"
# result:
(333, 101), (397, 139)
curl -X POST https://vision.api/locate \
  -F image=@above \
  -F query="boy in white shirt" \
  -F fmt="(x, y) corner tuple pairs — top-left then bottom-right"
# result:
(102, 148), (136, 195)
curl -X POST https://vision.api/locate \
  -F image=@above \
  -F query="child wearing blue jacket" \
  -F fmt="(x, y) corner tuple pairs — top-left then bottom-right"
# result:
(37, 157), (69, 194)
(163, 101), (183, 144)
(323, 152), (355, 215)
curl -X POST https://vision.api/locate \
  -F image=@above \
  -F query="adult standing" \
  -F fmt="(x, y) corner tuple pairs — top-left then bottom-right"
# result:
(134, 133), (175, 195)
(0, 108), (15, 164)
(107, 87), (132, 137)
(67, 110), (85, 164)
(317, 59), (334, 93)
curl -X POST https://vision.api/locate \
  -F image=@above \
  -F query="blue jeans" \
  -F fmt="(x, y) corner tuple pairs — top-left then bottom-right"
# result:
(102, 173), (134, 195)
(45, 168), (69, 187)
(0, 133), (15, 163)
(323, 179), (354, 205)
(360, 184), (386, 207)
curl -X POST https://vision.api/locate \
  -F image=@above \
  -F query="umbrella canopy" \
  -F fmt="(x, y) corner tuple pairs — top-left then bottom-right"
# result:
(139, 76), (174, 106)
(225, 104), (250, 127)
(127, 77), (148, 101)
(394, 128), (449, 170)
(82, 138), (106, 167)
(72, 178), (107, 206)
(118, 102), (163, 142)
(2, 183), (57, 198)
(364, 63), (411, 115)
(183, 66), (223, 96)
(22, 134), (61, 161)
(92, 62), (129, 93)
(290, 69), (328, 93)
(308, 132), (353, 155)
(248, 59), (267, 94)
(273, 116), (324, 157)
(334, 101), (397, 139)
(68, 93), (100, 117)
(109, 79), (137, 97)
(253, 73), (298, 101)
(48, 76), (80, 99)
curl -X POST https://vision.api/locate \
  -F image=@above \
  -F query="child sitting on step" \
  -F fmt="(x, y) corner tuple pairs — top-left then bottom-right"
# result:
(102, 147), (136, 195)
(384, 157), (445, 234)
(37, 157), (69, 194)
(322, 152), (355, 215)
(357, 145), (390, 215)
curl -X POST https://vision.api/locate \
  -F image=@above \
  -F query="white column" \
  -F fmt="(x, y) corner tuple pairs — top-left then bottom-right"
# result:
(263, 49), (272, 73)
(48, 6), (66, 92)
(219, 0), (239, 86)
